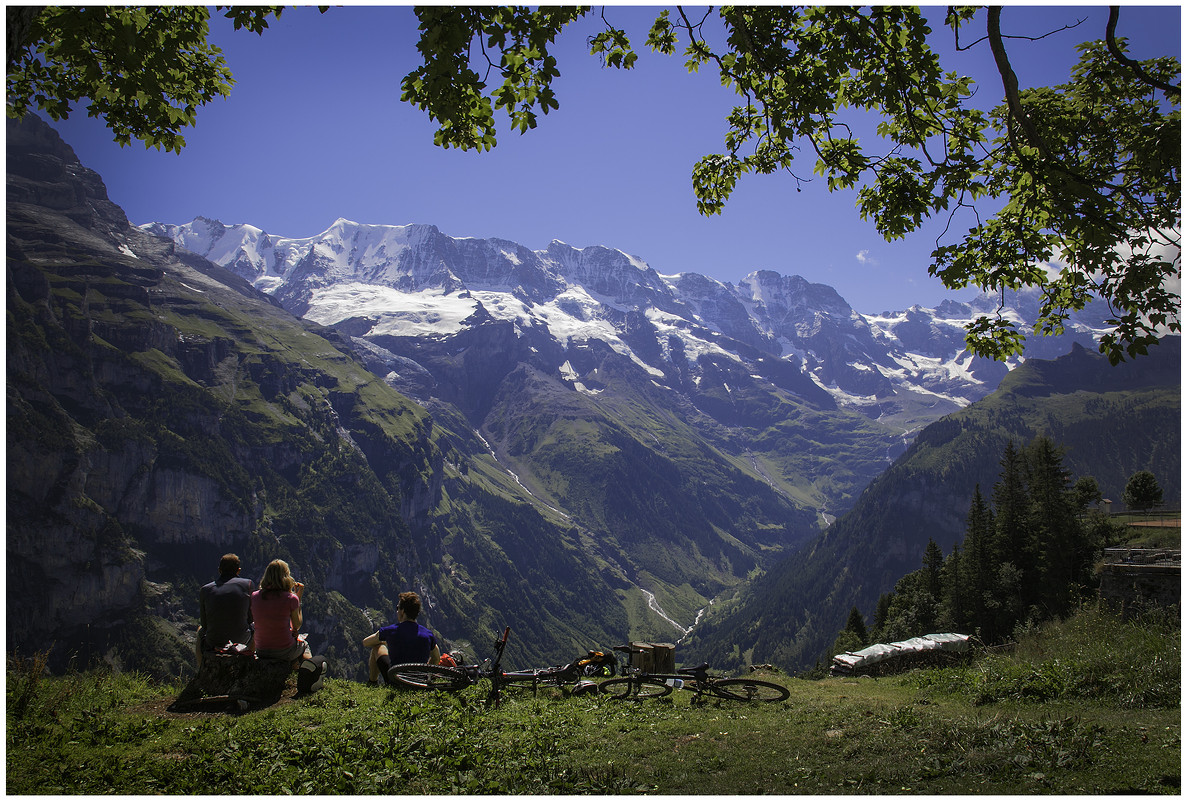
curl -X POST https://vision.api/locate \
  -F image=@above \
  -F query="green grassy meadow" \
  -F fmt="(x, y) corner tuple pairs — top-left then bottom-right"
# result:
(6, 605), (1178, 795)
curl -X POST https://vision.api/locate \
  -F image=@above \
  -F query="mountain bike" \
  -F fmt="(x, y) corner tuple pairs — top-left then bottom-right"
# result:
(388, 626), (516, 706)
(391, 635), (616, 697)
(598, 661), (789, 703)
(503, 647), (615, 690)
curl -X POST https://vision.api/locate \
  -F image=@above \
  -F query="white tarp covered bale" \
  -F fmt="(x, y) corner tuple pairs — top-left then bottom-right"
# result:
(831, 633), (971, 676)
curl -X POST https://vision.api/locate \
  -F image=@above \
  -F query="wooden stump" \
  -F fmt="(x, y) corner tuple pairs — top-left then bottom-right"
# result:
(626, 642), (676, 673)
(650, 643), (676, 674)
(172, 654), (294, 711)
(628, 642), (654, 672)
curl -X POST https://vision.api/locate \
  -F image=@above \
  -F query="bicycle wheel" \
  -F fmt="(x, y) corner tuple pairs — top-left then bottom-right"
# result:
(708, 678), (789, 702)
(389, 663), (470, 691)
(598, 677), (672, 699)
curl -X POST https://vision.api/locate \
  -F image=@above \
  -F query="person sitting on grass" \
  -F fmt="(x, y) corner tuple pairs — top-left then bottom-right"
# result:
(363, 591), (441, 685)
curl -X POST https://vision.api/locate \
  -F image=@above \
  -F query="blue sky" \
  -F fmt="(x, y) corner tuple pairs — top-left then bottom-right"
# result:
(48, 5), (1180, 314)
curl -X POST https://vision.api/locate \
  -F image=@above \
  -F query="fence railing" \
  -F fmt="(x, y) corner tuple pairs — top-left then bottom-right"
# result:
(1101, 548), (1181, 566)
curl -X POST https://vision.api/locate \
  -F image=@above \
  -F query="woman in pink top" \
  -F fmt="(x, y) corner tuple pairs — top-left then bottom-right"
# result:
(251, 559), (312, 662)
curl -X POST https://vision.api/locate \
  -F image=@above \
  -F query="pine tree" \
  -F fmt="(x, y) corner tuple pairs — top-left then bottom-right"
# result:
(991, 439), (1034, 632)
(937, 542), (964, 632)
(922, 538), (944, 604)
(873, 592), (892, 638)
(843, 606), (868, 644)
(1024, 436), (1085, 616)
(992, 440), (1030, 560)
(959, 485), (994, 636)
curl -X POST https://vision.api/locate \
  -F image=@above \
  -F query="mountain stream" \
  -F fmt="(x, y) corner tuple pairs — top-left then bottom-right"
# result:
(640, 588), (706, 643)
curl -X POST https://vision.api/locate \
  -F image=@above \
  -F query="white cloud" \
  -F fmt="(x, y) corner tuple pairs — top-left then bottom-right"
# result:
(856, 249), (877, 266)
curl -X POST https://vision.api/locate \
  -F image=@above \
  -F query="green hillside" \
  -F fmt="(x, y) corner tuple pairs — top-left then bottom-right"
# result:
(683, 340), (1181, 672)
(6, 606), (1179, 794)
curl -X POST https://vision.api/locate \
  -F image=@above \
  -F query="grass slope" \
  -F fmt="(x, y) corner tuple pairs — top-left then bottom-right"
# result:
(7, 607), (1178, 795)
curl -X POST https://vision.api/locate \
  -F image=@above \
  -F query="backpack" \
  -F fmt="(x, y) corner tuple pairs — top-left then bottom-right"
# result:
(577, 649), (616, 677)
(439, 652), (458, 668)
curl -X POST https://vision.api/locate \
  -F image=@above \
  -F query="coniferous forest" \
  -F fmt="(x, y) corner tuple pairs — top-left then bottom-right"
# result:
(841, 436), (1152, 654)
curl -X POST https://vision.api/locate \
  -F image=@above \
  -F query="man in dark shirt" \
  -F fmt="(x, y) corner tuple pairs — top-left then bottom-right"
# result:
(196, 553), (255, 667)
(363, 591), (441, 684)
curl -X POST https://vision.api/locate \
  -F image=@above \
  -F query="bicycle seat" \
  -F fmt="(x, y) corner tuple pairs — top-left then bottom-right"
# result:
(677, 663), (710, 676)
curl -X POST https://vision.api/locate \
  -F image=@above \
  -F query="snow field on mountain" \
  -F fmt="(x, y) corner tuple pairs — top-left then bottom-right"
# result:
(305, 284), (476, 337)
(644, 307), (735, 363)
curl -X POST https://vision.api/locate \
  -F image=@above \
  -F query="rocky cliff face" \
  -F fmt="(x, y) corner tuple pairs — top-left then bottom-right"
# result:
(6, 115), (463, 676)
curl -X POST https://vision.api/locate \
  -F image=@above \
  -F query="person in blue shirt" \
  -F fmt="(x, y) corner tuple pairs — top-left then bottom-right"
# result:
(363, 591), (441, 685)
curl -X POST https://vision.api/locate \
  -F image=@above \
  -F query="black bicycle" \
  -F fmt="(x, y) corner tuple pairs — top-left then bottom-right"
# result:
(391, 634), (615, 698)
(388, 626), (516, 704)
(599, 661), (789, 703)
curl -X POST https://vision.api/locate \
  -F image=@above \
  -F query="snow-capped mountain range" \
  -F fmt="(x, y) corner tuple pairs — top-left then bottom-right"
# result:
(145, 216), (1113, 421)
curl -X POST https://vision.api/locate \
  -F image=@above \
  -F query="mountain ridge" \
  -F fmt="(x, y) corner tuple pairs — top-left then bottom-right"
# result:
(145, 215), (1117, 421)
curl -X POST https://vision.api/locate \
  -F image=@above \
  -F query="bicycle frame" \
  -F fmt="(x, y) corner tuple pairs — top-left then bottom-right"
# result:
(491, 646), (615, 695)
(499, 661), (581, 693)
(483, 626), (512, 707)
(616, 663), (709, 698)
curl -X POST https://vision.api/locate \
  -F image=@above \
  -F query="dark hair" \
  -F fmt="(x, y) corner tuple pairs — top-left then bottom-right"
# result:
(218, 553), (241, 579)
(398, 591), (422, 620)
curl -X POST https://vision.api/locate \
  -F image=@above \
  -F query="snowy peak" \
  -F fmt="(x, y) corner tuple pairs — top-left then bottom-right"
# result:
(144, 217), (453, 295)
(545, 240), (670, 302)
(145, 216), (1115, 416)
(739, 270), (850, 315)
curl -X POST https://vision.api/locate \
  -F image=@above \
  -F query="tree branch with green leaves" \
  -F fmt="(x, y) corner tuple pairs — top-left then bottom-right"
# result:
(395, 5), (1178, 363)
(7, 5), (1178, 363)
(5, 6), (287, 153)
